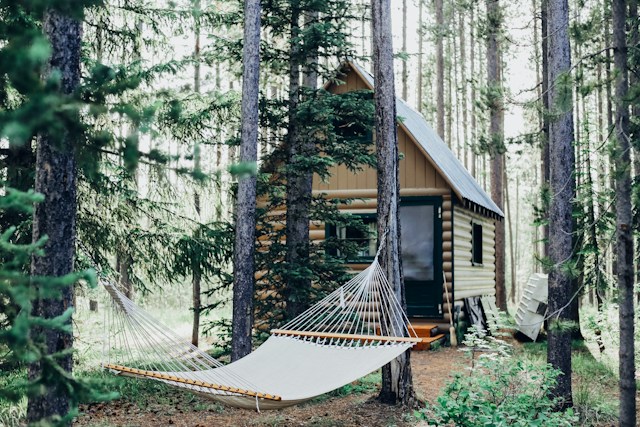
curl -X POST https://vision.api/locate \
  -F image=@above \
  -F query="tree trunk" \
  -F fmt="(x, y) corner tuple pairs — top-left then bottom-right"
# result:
(612, 0), (636, 423)
(586, 120), (605, 352)
(459, 9), (469, 171)
(402, 0), (408, 101)
(27, 8), (81, 424)
(470, 4), (477, 178)
(486, 0), (506, 311)
(417, 0), (424, 112)
(541, 0), (550, 264)
(446, 23), (453, 149)
(546, 0), (575, 409)
(371, 0), (415, 407)
(192, 0), (202, 347)
(505, 169), (516, 304)
(604, 0), (618, 280)
(435, 0), (445, 139)
(628, 0), (640, 302)
(231, 0), (261, 362)
(285, 7), (317, 320)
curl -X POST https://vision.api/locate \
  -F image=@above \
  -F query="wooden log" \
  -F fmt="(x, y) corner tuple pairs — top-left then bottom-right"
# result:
(270, 329), (422, 343)
(312, 188), (450, 199)
(104, 364), (282, 401)
(309, 230), (325, 240)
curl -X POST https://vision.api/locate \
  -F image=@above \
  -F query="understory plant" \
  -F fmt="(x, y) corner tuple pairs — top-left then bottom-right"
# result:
(416, 326), (578, 426)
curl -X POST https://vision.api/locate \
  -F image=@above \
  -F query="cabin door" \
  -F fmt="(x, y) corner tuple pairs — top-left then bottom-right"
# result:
(400, 197), (443, 318)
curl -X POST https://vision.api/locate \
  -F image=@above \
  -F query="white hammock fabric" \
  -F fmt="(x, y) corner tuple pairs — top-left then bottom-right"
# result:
(102, 257), (419, 410)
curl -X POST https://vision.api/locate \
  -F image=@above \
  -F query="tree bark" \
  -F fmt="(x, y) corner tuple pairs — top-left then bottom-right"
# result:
(27, 8), (81, 424)
(541, 0), (550, 264)
(435, 0), (445, 139)
(586, 120), (605, 352)
(628, 0), (640, 302)
(417, 0), (424, 112)
(505, 169), (516, 304)
(402, 0), (408, 101)
(486, 0), (506, 311)
(546, 0), (575, 409)
(371, 0), (415, 406)
(470, 3), (477, 178)
(612, 0), (636, 424)
(285, 7), (318, 320)
(231, 0), (261, 362)
(459, 9), (469, 171)
(192, 0), (202, 347)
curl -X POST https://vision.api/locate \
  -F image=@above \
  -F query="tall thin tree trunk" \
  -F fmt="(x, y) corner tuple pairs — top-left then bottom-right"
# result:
(231, 0), (261, 362)
(586, 122), (605, 352)
(486, 0), (506, 311)
(546, 0), (575, 409)
(27, 8), (81, 424)
(417, 0), (424, 112)
(402, 0), (408, 101)
(452, 8), (461, 157)
(435, 0), (445, 139)
(505, 169), (516, 304)
(470, 4), (477, 178)
(541, 0), (550, 264)
(604, 0), (617, 280)
(628, 0), (640, 301)
(372, 0), (415, 406)
(192, 0), (202, 347)
(446, 28), (453, 149)
(460, 9), (469, 170)
(612, 0), (636, 424)
(285, 8), (318, 319)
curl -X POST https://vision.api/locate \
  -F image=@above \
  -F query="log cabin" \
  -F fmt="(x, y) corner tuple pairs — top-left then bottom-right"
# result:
(311, 62), (504, 337)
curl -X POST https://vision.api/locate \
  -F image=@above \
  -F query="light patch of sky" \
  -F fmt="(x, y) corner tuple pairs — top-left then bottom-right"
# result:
(386, 0), (538, 140)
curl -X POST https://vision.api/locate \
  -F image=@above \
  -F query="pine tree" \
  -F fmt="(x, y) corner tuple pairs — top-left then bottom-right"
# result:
(27, 7), (83, 423)
(546, 0), (575, 409)
(435, 0), (446, 140)
(612, 0), (636, 423)
(231, 0), (261, 362)
(486, 0), (506, 311)
(372, 0), (415, 406)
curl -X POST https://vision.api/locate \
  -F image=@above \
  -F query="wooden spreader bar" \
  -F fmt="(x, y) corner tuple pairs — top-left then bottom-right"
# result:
(270, 329), (422, 343)
(103, 363), (281, 401)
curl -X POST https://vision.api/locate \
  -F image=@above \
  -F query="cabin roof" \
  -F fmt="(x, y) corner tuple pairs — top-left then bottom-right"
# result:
(346, 62), (504, 219)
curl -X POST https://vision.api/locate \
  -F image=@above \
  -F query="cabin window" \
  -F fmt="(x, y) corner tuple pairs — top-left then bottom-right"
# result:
(472, 222), (483, 265)
(327, 216), (377, 260)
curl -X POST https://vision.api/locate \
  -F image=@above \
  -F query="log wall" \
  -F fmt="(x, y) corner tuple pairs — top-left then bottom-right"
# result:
(452, 207), (497, 301)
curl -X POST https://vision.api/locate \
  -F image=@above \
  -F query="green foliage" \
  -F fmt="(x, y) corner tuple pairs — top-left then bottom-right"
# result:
(0, 186), (116, 426)
(416, 328), (578, 427)
(251, 88), (376, 334)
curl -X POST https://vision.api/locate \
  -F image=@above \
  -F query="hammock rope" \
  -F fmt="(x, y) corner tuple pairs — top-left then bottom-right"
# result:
(102, 248), (418, 409)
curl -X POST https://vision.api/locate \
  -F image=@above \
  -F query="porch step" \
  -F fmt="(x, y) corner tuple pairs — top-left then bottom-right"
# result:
(410, 322), (439, 338)
(409, 321), (446, 351)
(414, 334), (446, 351)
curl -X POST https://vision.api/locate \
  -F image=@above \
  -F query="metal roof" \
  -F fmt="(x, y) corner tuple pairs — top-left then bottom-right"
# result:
(349, 62), (504, 218)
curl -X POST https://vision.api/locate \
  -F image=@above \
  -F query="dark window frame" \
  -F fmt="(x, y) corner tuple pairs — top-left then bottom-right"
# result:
(325, 213), (378, 262)
(471, 222), (483, 266)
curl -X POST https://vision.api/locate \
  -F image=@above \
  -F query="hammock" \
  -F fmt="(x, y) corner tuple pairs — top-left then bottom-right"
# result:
(102, 255), (419, 410)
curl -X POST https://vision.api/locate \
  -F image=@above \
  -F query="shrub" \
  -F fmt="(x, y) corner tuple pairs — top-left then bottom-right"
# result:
(416, 327), (578, 426)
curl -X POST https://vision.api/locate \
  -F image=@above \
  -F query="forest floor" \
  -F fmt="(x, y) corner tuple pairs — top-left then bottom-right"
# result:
(73, 338), (631, 427)
(75, 347), (466, 427)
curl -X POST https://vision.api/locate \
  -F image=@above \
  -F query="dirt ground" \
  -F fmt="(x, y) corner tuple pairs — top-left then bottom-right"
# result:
(76, 347), (469, 427)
